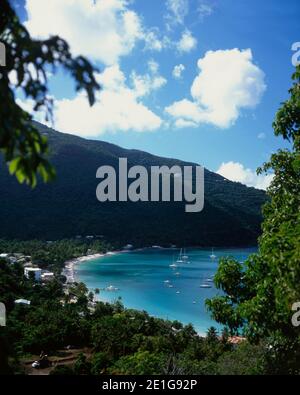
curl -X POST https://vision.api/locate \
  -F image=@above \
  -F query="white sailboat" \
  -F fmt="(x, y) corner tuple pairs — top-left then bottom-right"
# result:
(182, 247), (190, 263)
(169, 255), (178, 268)
(199, 275), (213, 289)
(182, 248), (189, 260)
(176, 248), (184, 263)
(199, 283), (212, 289)
(210, 247), (217, 260)
(105, 285), (119, 291)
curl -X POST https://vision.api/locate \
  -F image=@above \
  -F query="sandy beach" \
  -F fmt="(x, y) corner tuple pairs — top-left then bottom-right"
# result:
(63, 251), (120, 284)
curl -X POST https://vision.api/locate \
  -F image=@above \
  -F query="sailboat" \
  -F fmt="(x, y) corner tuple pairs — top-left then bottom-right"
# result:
(176, 248), (184, 263)
(210, 247), (216, 260)
(199, 283), (212, 289)
(182, 247), (190, 263)
(169, 255), (178, 268)
(199, 275), (213, 288)
(182, 248), (189, 260)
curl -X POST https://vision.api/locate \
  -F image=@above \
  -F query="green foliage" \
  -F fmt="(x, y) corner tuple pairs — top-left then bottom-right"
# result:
(0, 121), (266, 245)
(0, 255), (273, 375)
(0, 0), (99, 186)
(216, 342), (266, 375)
(90, 352), (111, 375)
(207, 66), (300, 374)
(0, 238), (110, 272)
(73, 353), (91, 375)
(49, 365), (74, 375)
(109, 351), (165, 375)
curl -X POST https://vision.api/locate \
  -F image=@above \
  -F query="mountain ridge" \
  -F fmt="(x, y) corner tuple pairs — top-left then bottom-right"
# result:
(0, 121), (266, 247)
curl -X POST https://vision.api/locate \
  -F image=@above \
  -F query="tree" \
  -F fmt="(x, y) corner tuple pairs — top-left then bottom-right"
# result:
(0, 0), (100, 186)
(90, 352), (111, 375)
(73, 353), (91, 375)
(206, 66), (300, 374)
(49, 365), (74, 375)
(109, 351), (165, 375)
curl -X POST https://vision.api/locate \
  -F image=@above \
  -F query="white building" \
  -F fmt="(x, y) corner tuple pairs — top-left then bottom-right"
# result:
(24, 267), (42, 281)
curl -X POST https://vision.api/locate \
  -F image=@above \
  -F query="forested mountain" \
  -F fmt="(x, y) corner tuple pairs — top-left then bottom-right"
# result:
(0, 122), (266, 246)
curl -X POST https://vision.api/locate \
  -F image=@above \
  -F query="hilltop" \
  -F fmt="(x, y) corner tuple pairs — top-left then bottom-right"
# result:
(0, 121), (266, 246)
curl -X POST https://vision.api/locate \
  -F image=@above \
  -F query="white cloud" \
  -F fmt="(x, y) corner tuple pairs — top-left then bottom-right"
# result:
(143, 29), (168, 52)
(166, 48), (266, 128)
(257, 132), (266, 139)
(216, 161), (274, 190)
(21, 1), (170, 135)
(24, 0), (164, 66)
(148, 59), (159, 74)
(177, 30), (197, 53)
(17, 64), (166, 136)
(175, 119), (197, 128)
(198, 1), (214, 19)
(52, 64), (166, 136)
(130, 61), (167, 97)
(172, 64), (185, 79)
(165, 0), (189, 29)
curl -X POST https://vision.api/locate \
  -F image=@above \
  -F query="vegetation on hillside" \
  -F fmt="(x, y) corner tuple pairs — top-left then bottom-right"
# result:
(0, 257), (266, 375)
(206, 66), (300, 375)
(0, 121), (266, 246)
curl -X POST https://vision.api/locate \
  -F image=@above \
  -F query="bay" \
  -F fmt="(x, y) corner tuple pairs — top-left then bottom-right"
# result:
(75, 247), (256, 335)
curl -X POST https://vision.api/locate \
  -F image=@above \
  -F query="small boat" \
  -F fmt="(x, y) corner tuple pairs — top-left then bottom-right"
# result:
(176, 248), (184, 263)
(182, 248), (189, 260)
(168, 284), (174, 288)
(176, 291), (180, 294)
(170, 255), (178, 268)
(205, 278), (214, 283)
(164, 280), (170, 283)
(105, 285), (119, 291)
(192, 301), (196, 304)
(199, 284), (212, 289)
(210, 248), (217, 260)
(175, 272), (181, 276)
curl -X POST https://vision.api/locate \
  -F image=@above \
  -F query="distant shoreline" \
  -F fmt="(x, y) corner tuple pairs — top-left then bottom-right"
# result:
(63, 245), (257, 284)
(63, 246), (256, 338)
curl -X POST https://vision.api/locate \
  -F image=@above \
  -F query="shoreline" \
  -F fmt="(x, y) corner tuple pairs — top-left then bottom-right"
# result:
(63, 245), (257, 284)
(62, 246), (252, 339)
(63, 251), (122, 284)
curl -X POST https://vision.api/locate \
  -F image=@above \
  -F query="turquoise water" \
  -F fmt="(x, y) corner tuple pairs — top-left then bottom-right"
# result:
(75, 247), (256, 334)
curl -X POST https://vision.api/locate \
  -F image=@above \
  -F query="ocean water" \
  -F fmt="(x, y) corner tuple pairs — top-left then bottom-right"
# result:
(75, 247), (256, 334)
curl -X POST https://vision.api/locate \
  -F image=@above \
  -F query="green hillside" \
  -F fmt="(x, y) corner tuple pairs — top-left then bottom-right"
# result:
(0, 121), (266, 246)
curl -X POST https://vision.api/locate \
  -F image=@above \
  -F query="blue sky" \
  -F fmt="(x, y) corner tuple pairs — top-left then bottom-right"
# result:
(12, 0), (300, 189)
